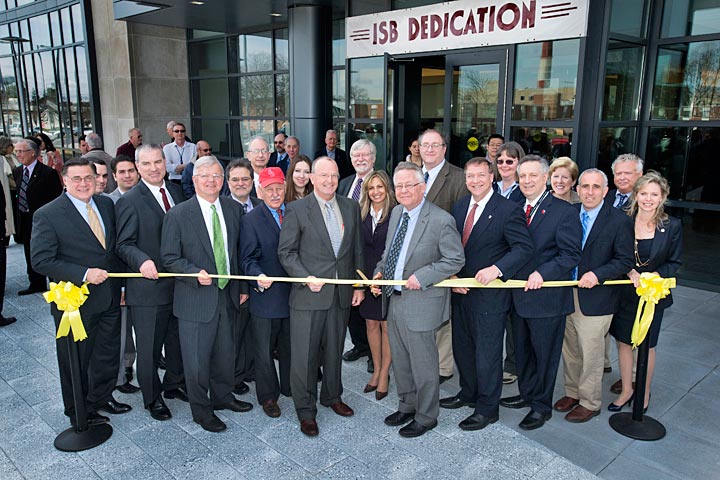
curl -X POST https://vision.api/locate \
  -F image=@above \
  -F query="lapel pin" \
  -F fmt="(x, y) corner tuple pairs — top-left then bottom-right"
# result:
(541, 210), (545, 214)
(660, 228), (665, 232)
(488, 215), (492, 219)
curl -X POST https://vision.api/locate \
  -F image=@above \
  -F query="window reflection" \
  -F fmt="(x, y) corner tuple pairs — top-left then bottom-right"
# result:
(603, 47), (643, 121)
(662, 0), (720, 37)
(189, 39), (227, 76)
(609, 0), (648, 38)
(192, 78), (229, 116)
(350, 57), (385, 118)
(241, 75), (274, 117)
(597, 127), (636, 176)
(237, 33), (273, 74)
(274, 29), (288, 70)
(510, 126), (573, 161)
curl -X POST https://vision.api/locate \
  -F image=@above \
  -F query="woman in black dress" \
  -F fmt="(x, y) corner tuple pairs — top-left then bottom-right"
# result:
(608, 171), (682, 412)
(358, 170), (396, 400)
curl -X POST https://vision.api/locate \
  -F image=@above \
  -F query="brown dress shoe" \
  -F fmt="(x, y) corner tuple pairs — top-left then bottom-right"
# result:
(300, 419), (319, 436)
(610, 379), (635, 395)
(262, 399), (281, 418)
(565, 405), (600, 423)
(553, 396), (579, 413)
(329, 401), (354, 417)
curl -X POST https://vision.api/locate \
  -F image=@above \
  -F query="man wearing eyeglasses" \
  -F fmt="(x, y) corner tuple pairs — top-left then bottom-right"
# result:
(161, 156), (252, 433)
(418, 129), (469, 385)
(181, 140), (213, 199)
(116, 127), (143, 159)
(268, 133), (288, 174)
(247, 136), (271, 197)
(31, 157), (130, 428)
(12, 139), (63, 295)
(163, 122), (196, 185)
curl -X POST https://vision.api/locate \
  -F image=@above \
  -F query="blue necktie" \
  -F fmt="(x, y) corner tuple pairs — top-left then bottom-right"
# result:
(573, 212), (591, 280)
(383, 212), (410, 297)
(615, 194), (627, 209)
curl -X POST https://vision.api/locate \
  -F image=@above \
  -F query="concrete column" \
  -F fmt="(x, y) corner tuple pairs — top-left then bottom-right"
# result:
(288, 2), (332, 156)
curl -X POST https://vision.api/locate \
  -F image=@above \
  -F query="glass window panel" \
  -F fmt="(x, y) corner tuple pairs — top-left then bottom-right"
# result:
(30, 14), (52, 50)
(62, 46), (79, 147)
(393, 0), (438, 8)
(51, 11), (63, 47)
(0, 57), (19, 135)
(195, 119), (230, 157)
(76, 46), (91, 135)
(662, 0), (720, 37)
(71, 4), (85, 43)
(645, 127), (687, 200)
(602, 47), (644, 121)
(238, 119), (274, 152)
(597, 126), (637, 175)
(16, 0), (32, 6)
(276, 73), (289, 117)
(188, 38), (227, 76)
(349, 57), (385, 119)
(509, 126), (573, 161)
(60, 8), (73, 45)
(652, 41), (720, 121)
(276, 119), (289, 136)
(191, 30), (224, 39)
(512, 39), (580, 121)
(240, 75), (274, 116)
(351, 0), (388, 16)
(237, 32), (273, 73)
(609, 0), (648, 38)
(275, 29), (288, 70)
(332, 21), (345, 68)
(23, 54), (39, 133)
(332, 70), (346, 118)
(191, 78), (229, 116)
(19, 19), (29, 44)
(670, 206), (719, 285)
(37, 51), (60, 136)
(0, 25), (11, 56)
(685, 126), (720, 204)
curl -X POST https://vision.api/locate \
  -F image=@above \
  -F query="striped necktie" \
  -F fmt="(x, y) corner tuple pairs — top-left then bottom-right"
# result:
(18, 167), (30, 213)
(383, 212), (410, 297)
(325, 203), (342, 256)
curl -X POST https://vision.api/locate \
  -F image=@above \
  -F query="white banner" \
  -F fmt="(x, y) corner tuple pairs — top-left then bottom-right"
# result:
(346, 0), (589, 58)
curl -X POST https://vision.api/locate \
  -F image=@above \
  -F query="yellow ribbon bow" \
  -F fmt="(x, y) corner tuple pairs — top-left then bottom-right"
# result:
(631, 273), (676, 348)
(43, 281), (90, 342)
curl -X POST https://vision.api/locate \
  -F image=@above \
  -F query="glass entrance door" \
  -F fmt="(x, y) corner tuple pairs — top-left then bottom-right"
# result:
(445, 51), (507, 167)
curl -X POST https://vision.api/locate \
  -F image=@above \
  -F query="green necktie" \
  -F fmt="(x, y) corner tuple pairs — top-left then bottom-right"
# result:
(211, 204), (229, 289)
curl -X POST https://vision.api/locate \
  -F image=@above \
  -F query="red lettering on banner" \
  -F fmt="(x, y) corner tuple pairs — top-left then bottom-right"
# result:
(477, 7), (487, 33)
(489, 5), (496, 32)
(450, 10), (464, 36)
(420, 15), (429, 39)
(373, 20), (398, 44)
(465, 11), (478, 35)
(497, 4), (520, 31)
(430, 14), (443, 38)
(523, 0), (536, 28)
(409, 17), (419, 40)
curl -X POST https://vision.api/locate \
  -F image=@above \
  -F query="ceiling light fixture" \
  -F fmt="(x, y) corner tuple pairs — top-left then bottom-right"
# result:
(269, 13), (282, 17)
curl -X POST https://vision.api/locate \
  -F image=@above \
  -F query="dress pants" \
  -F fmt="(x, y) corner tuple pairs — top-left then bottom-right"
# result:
(178, 290), (235, 422)
(234, 306), (252, 384)
(436, 320), (454, 376)
(388, 296), (439, 427)
(504, 313), (517, 375)
(131, 304), (185, 408)
(19, 212), (46, 290)
(290, 290), (348, 421)
(562, 290), (613, 411)
(53, 306), (121, 418)
(251, 314), (290, 403)
(512, 311), (566, 415)
(452, 304), (506, 417)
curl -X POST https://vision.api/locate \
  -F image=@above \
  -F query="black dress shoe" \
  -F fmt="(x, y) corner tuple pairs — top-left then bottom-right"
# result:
(0, 316), (17, 327)
(97, 398), (132, 415)
(115, 382), (141, 394)
(163, 388), (189, 402)
(500, 395), (529, 409)
(147, 397), (172, 421)
(342, 347), (370, 362)
(18, 287), (43, 296)
(459, 413), (499, 431)
(367, 358), (374, 373)
(439, 374), (454, 384)
(384, 411), (414, 426)
(71, 411), (110, 427)
(233, 382), (250, 395)
(439, 396), (476, 409)
(196, 415), (226, 433)
(399, 419), (437, 438)
(215, 399), (253, 413)
(519, 410), (551, 430)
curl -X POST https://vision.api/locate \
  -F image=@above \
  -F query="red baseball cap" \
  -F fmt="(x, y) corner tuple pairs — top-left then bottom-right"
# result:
(259, 167), (285, 188)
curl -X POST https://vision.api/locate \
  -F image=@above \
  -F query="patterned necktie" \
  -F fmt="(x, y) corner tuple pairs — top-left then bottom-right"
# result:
(383, 212), (410, 297)
(525, 204), (533, 225)
(351, 178), (363, 202)
(18, 167), (30, 213)
(241, 203), (248, 214)
(461, 202), (478, 247)
(616, 194), (628, 209)
(325, 203), (342, 256)
(276, 208), (283, 226)
(87, 203), (106, 249)
(211, 205), (229, 289)
(159, 187), (171, 212)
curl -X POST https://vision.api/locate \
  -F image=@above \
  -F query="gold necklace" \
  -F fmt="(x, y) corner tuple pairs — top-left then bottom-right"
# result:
(634, 238), (650, 268)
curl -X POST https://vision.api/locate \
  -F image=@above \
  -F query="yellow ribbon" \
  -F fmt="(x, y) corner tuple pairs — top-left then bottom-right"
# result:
(630, 273), (676, 348)
(43, 281), (90, 342)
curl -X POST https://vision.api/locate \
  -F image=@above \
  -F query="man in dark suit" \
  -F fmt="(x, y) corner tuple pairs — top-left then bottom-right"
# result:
(116, 144), (187, 421)
(419, 129), (469, 383)
(442, 158), (534, 430)
(278, 157), (365, 437)
(314, 130), (353, 179)
(371, 161), (465, 437)
(13, 139), (63, 295)
(337, 139), (375, 368)
(554, 169), (633, 422)
(500, 155), (582, 430)
(31, 158), (131, 426)
(240, 167), (291, 418)
(268, 133), (288, 173)
(161, 156), (253, 432)
(0, 182), (16, 327)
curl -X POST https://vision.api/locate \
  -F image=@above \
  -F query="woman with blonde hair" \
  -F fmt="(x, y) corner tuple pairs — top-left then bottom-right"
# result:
(358, 170), (396, 399)
(608, 171), (681, 413)
(549, 157), (580, 204)
(0, 137), (18, 245)
(284, 154), (313, 203)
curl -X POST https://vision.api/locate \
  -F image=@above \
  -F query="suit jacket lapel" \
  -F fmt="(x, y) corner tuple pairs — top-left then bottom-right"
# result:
(469, 194), (499, 242)
(95, 196), (115, 252)
(260, 203), (281, 233)
(219, 197), (237, 266)
(139, 182), (167, 219)
(307, 195), (334, 254)
(425, 162), (449, 203)
(61, 195), (105, 251)
(189, 198), (215, 262)
(337, 198), (354, 255)
(648, 223), (667, 264)
(583, 202), (609, 249)
(405, 201), (430, 261)
(529, 194), (552, 231)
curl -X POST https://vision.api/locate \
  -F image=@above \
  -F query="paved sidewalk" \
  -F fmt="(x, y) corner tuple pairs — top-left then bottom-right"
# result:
(1, 242), (717, 479)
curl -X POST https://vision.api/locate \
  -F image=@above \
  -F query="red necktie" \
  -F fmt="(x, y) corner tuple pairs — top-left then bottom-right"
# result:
(525, 204), (532, 225)
(276, 208), (283, 226)
(461, 203), (478, 247)
(159, 187), (172, 212)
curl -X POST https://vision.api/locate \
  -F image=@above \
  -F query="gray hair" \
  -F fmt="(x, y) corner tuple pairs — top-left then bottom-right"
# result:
(17, 139), (39, 157)
(128, 127), (141, 137)
(135, 143), (164, 162)
(611, 154), (644, 174)
(349, 138), (376, 158)
(285, 135), (300, 147)
(166, 121), (177, 130)
(518, 154), (549, 174)
(326, 129), (338, 138)
(393, 161), (425, 184)
(578, 168), (609, 188)
(248, 135), (269, 149)
(85, 132), (103, 149)
(193, 155), (221, 173)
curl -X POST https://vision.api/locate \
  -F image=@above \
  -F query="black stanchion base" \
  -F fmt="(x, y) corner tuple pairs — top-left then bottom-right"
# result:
(54, 423), (113, 452)
(609, 412), (666, 441)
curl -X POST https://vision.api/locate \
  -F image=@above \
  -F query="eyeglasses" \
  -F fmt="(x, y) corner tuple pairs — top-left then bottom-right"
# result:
(199, 148), (212, 153)
(496, 159), (515, 165)
(173, 129), (186, 133)
(352, 153), (373, 159)
(420, 143), (445, 150)
(274, 141), (284, 144)
(67, 175), (95, 184)
(248, 149), (270, 154)
(395, 182), (422, 191)
(196, 173), (223, 180)
(14, 149), (33, 154)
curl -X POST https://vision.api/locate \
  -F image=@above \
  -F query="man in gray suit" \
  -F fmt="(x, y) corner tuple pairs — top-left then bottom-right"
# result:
(278, 157), (365, 437)
(161, 156), (253, 433)
(372, 162), (465, 437)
